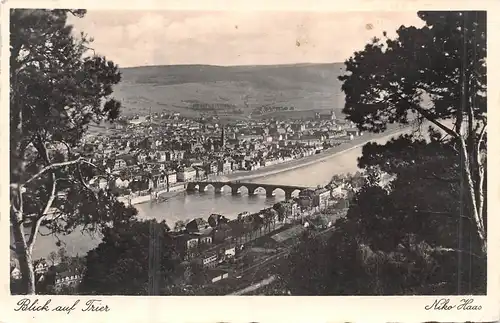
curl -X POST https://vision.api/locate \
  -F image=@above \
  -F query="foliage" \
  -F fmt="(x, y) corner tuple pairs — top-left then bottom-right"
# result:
(273, 201), (292, 221)
(329, 171), (364, 187)
(357, 134), (485, 293)
(173, 220), (186, 232)
(208, 213), (229, 228)
(39, 253), (87, 295)
(284, 11), (487, 295)
(183, 261), (207, 286)
(284, 135), (486, 295)
(338, 11), (487, 253)
(339, 11), (486, 133)
(282, 232), (332, 295)
(80, 219), (181, 295)
(55, 248), (86, 273)
(47, 251), (58, 266)
(9, 9), (128, 294)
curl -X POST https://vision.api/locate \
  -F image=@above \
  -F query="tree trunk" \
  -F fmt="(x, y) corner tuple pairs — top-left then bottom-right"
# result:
(11, 219), (36, 294)
(18, 250), (36, 295)
(458, 137), (486, 253)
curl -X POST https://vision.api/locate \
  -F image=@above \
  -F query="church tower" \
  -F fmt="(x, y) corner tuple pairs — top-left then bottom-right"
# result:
(221, 126), (226, 148)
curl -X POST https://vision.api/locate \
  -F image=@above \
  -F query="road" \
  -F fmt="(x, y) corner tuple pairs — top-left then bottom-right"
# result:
(228, 275), (277, 295)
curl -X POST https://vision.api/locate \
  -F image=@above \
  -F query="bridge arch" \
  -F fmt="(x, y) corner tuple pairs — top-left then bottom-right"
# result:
(246, 186), (267, 196)
(271, 187), (286, 197)
(186, 182), (200, 192)
(233, 185), (249, 195)
(188, 181), (309, 200)
(220, 184), (232, 194)
(271, 187), (304, 200)
(284, 188), (303, 200)
(200, 183), (214, 192)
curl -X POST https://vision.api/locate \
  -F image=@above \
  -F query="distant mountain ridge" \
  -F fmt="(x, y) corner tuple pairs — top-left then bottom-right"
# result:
(112, 63), (346, 118)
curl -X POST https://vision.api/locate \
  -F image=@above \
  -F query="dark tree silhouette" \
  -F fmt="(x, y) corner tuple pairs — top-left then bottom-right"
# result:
(286, 134), (486, 295)
(284, 11), (487, 296)
(80, 219), (180, 295)
(9, 9), (132, 294)
(339, 11), (487, 254)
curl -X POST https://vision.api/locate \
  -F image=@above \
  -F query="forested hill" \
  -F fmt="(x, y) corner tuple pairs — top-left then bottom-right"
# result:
(112, 63), (346, 118)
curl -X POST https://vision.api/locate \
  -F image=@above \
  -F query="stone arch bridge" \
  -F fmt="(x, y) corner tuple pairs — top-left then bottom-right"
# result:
(186, 181), (310, 200)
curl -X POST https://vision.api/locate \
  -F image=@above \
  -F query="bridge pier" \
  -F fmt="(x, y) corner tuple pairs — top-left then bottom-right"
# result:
(186, 183), (197, 192)
(246, 185), (257, 196)
(188, 181), (308, 200)
(231, 186), (240, 195)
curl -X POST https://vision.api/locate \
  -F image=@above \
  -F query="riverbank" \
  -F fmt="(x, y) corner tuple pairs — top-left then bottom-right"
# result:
(116, 124), (412, 206)
(157, 185), (186, 201)
(117, 183), (186, 206)
(16, 124), (419, 260)
(216, 124), (414, 183)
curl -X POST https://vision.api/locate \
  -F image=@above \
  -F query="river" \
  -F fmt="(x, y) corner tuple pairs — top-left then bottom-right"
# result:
(135, 127), (415, 226)
(14, 125), (423, 259)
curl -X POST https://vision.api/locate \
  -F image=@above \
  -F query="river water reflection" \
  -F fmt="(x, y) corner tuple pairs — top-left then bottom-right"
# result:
(136, 188), (285, 226)
(133, 136), (380, 226)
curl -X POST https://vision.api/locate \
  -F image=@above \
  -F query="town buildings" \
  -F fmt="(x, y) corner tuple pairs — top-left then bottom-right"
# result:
(77, 112), (360, 204)
(11, 256), (85, 294)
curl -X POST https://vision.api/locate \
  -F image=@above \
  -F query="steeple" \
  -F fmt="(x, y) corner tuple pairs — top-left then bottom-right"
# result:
(221, 126), (226, 147)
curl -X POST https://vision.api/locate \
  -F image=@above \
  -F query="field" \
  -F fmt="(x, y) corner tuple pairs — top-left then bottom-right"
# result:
(111, 63), (346, 118)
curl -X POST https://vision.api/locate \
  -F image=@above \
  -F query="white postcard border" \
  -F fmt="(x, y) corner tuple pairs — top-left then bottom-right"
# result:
(1, 0), (499, 322)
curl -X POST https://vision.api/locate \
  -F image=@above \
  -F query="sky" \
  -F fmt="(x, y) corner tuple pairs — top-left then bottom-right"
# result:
(68, 11), (425, 68)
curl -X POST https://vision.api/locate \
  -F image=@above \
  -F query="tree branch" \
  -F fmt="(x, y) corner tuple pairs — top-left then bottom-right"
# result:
(477, 162), (485, 228)
(434, 247), (485, 260)
(477, 123), (487, 157)
(411, 104), (459, 139)
(81, 159), (110, 175)
(23, 156), (115, 250)
(22, 157), (85, 186)
(22, 152), (109, 250)
(18, 135), (35, 159)
(423, 173), (459, 183)
(476, 123), (486, 231)
(383, 92), (459, 139)
(52, 139), (72, 157)
(467, 99), (475, 140)
(27, 136), (57, 250)
(77, 162), (101, 201)
(27, 176), (58, 251)
(458, 136), (486, 246)
(10, 209), (28, 256)
(12, 185), (24, 223)
(413, 210), (472, 220)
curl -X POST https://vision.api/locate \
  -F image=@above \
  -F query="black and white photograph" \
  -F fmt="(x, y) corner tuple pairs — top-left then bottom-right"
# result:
(7, 5), (490, 302)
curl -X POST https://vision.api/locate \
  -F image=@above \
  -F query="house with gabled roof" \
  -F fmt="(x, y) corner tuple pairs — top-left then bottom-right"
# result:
(177, 167), (196, 182)
(54, 271), (83, 291)
(34, 259), (49, 275)
(185, 218), (210, 233)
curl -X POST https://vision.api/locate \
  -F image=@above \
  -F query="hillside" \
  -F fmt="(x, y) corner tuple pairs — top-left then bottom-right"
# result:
(111, 63), (346, 118)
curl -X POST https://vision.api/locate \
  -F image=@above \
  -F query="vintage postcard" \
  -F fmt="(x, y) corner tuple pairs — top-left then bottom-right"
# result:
(1, 0), (499, 322)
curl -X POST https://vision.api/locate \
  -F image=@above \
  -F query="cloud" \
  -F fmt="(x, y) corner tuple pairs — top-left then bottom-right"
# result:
(69, 11), (424, 67)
